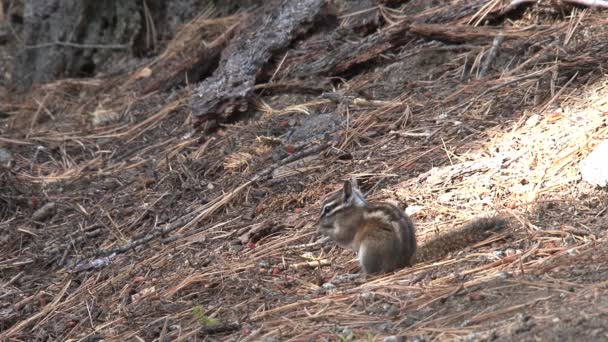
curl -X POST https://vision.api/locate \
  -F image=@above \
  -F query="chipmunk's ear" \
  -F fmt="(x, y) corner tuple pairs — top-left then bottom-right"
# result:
(344, 177), (367, 206)
(350, 176), (360, 191)
(342, 179), (353, 201)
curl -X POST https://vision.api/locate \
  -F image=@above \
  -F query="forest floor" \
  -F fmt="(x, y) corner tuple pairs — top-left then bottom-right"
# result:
(1, 1), (608, 341)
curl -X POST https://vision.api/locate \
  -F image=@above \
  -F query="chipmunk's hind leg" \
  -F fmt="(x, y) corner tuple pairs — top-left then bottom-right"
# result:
(358, 244), (380, 274)
(358, 241), (397, 274)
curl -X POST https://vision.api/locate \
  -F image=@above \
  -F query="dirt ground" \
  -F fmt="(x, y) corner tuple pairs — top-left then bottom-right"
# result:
(1, 1), (608, 341)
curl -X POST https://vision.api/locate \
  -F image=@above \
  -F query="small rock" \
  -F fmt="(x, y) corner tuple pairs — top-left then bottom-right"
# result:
(334, 273), (361, 284)
(437, 191), (454, 204)
(230, 244), (243, 253)
(102, 178), (121, 190)
(581, 140), (608, 187)
(525, 114), (540, 127)
(469, 292), (485, 301)
(360, 292), (375, 300)
(493, 250), (505, 258)
(383, 336), (406, 342)
(32, 202), (57, 222)
(338, 327), (353, 339)
(382, 304), (398, 317)
(498, 271), (513, 279)
(243, 208), (255, 221)
(251, 189), (268, 198)
(404, 205), (424, 216)
(0, 147), (12, 163)
(375, 320), (394, 331)
(258, 260), (270, 268)
(285, 144), (296, 154)
(322, 282), (337, 291)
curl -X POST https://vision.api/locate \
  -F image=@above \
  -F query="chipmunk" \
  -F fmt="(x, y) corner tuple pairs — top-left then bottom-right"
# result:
(317, 177), (507, 274)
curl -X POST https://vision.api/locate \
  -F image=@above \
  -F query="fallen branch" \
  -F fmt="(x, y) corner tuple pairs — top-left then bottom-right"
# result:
(140, 23), (240, 94)
(189, 0), (325, 126)
(290, 22), (529, 78)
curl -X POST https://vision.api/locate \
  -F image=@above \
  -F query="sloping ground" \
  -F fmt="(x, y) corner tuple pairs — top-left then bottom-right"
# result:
(1, 1), (608, 341)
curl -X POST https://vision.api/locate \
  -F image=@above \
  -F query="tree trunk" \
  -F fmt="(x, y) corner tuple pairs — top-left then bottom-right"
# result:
(13, 0), (264, 91)
(15, 0), (141, 90)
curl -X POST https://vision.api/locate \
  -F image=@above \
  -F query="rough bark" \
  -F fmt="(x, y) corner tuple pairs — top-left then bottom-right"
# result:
(13, 0), (258, 90)
(188, 0), (326, 127)
(15, 0), (141, 90)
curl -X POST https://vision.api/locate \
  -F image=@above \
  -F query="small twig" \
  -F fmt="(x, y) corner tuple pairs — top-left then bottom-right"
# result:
(162, 217), (241, 244)
(289, 259), (331, 269)
(389, 130), (433, 138)
(251, 142), (332, 182)
(28, 95), (50, 137)
(87, 210), (200, 258)
(3, 271), (24, 287)
(25, 40), (130, 50)
(408, 270), (432, 285)
(479, 31), (504, 78)
(289, 236), (330, 249)
(538, 71), (578, 113)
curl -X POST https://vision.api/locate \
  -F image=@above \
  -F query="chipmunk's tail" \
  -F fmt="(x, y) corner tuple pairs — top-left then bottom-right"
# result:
(415, 216), (508, 264)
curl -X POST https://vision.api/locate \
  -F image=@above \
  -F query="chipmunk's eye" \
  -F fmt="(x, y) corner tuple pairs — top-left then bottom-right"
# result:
(322, 203), (335, 216)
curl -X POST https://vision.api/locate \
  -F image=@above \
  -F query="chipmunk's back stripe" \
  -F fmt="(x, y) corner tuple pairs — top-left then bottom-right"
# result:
(328, 203), (345, 216)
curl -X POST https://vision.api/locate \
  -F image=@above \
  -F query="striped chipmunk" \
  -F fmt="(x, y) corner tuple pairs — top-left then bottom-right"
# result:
(317, 177), (507, 274)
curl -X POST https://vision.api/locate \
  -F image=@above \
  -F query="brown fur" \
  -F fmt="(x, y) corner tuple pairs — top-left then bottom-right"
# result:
(353, 204), (416, 274)
(415, 216), (508, 263)
(317, 179), (508, 274)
